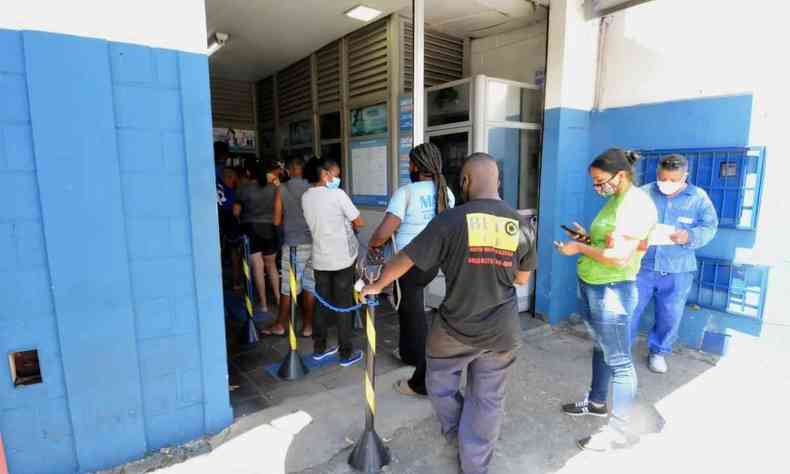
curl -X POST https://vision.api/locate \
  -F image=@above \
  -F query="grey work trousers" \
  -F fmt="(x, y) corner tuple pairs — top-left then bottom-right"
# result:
(426, 320), (516, 474)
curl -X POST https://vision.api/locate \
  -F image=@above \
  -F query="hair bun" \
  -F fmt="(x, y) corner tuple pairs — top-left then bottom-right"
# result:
(624, 150), (641, 166)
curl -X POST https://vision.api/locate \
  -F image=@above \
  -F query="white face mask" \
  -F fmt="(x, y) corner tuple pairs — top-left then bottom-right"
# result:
(657, 180), (684, 195)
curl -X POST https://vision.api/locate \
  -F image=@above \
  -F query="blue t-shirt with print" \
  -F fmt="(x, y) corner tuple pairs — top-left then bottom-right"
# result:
(216, 166), (235, 211)
(386, 180), (455, 250)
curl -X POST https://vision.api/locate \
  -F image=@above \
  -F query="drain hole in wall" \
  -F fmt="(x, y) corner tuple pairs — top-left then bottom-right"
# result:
(9, 349), (42, 387)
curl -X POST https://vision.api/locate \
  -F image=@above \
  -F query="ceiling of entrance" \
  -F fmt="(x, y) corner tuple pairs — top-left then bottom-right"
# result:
(206, 0), (547, 81)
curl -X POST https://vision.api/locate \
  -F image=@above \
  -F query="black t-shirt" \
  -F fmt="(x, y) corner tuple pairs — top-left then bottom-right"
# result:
(403, 199), (537, 352)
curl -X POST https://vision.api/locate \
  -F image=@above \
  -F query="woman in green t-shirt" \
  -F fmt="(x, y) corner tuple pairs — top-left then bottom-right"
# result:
(554, 148), (658, 452)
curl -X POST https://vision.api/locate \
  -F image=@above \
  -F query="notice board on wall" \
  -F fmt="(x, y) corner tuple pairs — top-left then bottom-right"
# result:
(351, 138), (388, 206)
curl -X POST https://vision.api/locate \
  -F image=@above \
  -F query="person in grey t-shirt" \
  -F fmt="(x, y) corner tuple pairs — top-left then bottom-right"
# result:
(234, 164), (281, 314)
(262, 156), (317, 337)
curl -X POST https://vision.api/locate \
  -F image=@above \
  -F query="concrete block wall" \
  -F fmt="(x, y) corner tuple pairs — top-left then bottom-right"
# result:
(0, 29), (231, 474)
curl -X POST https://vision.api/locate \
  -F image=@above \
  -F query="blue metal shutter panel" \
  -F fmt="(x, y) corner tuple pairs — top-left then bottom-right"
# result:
(636, 147), (766, 230)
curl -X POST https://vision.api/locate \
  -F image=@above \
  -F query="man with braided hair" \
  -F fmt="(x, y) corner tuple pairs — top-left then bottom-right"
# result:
(369, 143), (455, 397)
(363, 153), (536, 474)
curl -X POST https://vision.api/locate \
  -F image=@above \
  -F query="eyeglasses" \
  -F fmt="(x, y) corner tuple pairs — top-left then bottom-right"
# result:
(593, 173), (618, 189)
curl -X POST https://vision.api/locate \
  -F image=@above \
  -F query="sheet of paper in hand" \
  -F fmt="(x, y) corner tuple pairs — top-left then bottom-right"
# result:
(648, 223), (677, 246)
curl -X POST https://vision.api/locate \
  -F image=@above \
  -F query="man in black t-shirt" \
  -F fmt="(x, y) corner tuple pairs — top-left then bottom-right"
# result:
(361, 153), (536, 474)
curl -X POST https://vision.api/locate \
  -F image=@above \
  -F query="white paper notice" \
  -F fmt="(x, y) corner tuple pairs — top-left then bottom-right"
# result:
(351, 140), (388, 197)
(648, 223), (677, 246)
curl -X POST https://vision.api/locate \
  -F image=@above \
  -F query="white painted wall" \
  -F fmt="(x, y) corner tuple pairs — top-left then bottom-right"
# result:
(0, 0), (208, 54)
(544, 0), (599, 110)
(598, 0), (781, 110)
(469, 21), (547, 84)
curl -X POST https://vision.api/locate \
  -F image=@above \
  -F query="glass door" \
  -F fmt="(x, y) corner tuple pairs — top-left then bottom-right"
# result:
(428, 129), (471, 204)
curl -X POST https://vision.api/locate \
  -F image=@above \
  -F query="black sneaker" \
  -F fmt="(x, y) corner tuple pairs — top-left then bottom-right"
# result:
(562, 398), (608, 417)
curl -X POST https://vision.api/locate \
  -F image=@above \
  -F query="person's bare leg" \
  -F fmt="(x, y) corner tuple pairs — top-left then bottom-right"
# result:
(270, 294), (290, 334)
(251, 252), (268, 311)
(300, 291), (315, 336)
(263, 254), (280, 307)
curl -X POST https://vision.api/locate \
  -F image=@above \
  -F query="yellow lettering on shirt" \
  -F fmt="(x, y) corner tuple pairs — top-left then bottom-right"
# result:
(466, 213), (519, 252)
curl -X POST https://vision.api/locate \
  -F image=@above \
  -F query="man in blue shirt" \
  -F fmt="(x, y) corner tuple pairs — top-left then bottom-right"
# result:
(632, 154), (718, 373)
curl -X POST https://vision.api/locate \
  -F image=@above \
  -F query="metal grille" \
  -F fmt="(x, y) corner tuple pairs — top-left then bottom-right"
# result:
(636, 147), (766, 230)
(257, 76), (275, 126)
(403, 22), (464, 92)
(277, 57), (312, 120)
(210, 77), (256, 127)
(317, 41), (341, 110)
(347, 18), (389, 101)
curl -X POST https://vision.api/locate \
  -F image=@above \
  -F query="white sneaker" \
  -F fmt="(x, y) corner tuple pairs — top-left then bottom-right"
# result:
(648, 354), (668, 374)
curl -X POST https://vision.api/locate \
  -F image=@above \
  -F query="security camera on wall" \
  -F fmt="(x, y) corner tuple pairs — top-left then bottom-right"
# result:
(208, 32), (229, 55)
(214, 32), (229, 45)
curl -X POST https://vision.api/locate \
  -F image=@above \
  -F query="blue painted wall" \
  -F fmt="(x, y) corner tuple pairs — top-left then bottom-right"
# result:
(537, 108), (591, 324)
(0, 29), (232, 474)
(536, 94), (761, 350)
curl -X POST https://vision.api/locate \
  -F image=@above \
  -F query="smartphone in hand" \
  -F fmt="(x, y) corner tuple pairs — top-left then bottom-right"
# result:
(561, 225), (591, 244)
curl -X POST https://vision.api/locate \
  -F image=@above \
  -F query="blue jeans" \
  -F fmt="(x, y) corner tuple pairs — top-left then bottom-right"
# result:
(631, 269), (695, 354)
(579, 279), (638, 432)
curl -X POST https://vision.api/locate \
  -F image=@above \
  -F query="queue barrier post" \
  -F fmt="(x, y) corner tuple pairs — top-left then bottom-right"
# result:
(277, 246), (309, 380)
(348, 297), (390, 472)
(241, 235), (259, 346)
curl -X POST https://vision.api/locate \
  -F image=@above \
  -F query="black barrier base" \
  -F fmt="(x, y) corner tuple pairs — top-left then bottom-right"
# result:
(241, 319), (259, 346)
(277, 350), (309, 380)
(348, 428), (390, 473)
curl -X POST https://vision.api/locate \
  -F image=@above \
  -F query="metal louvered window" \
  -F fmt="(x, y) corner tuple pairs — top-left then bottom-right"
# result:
(402, 22), (464, 92)
(347, 18), (389, 104)
(277, 57), (312, 121)
(210, 78), (256, 127)
(257, 77), (275, 126)
(317, 42), (341, 112)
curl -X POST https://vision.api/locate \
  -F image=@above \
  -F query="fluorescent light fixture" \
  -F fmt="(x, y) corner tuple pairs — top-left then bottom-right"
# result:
(345, 5), (382, 22)
(208, 32), (229, 56)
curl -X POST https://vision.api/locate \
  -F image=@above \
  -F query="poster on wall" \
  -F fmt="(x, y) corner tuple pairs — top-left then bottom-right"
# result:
(351, 138), (388, 206)
(350, 104), (387, 137)
(213, 128), (257, 153)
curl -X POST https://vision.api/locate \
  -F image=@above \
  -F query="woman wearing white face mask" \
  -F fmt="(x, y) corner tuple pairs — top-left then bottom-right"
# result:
(630, 154), (718, 374)
(301, 157), (366, 366)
